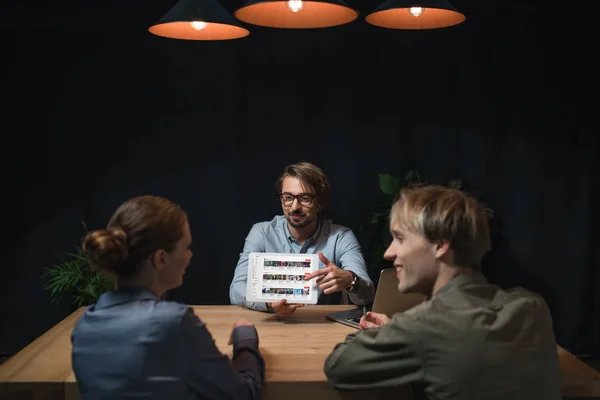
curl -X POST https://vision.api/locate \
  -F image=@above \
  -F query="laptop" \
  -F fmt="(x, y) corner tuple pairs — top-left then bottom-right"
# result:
(325, 268), (426, 328)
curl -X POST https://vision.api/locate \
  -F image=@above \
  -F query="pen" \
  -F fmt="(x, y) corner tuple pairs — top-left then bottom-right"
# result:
(363, 305), (366, 319)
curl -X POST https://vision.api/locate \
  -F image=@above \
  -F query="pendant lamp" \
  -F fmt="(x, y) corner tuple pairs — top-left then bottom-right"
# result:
(365, 0), (465, 29)
(149, 0), (250, 40)
(234, 0), (358, 29)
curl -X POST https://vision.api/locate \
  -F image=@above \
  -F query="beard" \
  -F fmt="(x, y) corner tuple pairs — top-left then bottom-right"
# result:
(287, 212), (312, 229)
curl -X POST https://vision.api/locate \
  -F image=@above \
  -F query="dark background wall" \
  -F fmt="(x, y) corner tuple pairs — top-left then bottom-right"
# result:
(1, 0), (598, 361)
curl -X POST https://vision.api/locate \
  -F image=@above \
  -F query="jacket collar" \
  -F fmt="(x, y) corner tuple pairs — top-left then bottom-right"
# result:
(434, 272), (507, 310)
(435, 271), (489, 296)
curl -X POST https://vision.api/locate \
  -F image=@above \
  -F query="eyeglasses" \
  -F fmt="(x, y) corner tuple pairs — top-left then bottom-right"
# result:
(279, 192), (316, 207)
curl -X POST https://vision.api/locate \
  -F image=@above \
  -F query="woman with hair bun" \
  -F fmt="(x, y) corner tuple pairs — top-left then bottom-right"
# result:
(71, 195), (264, 400)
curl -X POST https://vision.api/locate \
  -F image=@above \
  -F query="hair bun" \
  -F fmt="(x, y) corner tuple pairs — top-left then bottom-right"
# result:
(82, 228), (129, 273)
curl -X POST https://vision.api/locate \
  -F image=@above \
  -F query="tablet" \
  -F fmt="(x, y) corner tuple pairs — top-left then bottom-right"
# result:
(245, 252), (319, 304)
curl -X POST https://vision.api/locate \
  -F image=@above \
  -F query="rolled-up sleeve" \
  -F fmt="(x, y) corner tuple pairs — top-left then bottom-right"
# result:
(180, 308), (265, 399)
(336, 229), (375, 305)
(324, 314), (423, 390)
(229, 224), (269, 311)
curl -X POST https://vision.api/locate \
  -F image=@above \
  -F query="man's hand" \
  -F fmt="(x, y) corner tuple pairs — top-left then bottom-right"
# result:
(304, 251), (354, 294)
(269, 299), (304, 317)
(359, 311), (390, 329)
(228, 318), (256, 345)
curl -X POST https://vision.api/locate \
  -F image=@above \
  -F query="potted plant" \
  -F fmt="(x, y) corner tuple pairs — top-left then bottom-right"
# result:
(43, 224), (114, 314)
(360, 170), (462, 282)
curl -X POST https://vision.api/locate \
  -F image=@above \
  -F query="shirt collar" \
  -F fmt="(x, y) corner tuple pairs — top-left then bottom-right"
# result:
(282, 217), (330, 244)
(94, 285), (160, 309)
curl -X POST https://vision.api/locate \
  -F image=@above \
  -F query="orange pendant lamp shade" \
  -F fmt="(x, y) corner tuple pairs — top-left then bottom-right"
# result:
(366, 0), (465, 29)
(234, 0), (359, 29)
(149, 0), (250, 40)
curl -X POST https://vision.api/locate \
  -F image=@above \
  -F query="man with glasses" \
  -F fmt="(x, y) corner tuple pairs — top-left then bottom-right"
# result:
(229, 161), (375, 317)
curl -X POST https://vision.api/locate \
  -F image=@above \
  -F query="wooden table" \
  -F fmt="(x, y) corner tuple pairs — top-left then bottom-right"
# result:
(0, 305), (599, 399)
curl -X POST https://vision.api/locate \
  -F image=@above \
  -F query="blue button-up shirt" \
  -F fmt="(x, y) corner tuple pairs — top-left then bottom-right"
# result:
(72, 286), (264, 400)
(229, 215), (375, 311)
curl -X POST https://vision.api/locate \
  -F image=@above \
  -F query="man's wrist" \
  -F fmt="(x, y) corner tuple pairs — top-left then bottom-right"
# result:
(346, 271), (359, 293)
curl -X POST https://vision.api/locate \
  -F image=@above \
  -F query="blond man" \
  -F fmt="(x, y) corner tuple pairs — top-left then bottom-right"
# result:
(324, 185), (561, 400)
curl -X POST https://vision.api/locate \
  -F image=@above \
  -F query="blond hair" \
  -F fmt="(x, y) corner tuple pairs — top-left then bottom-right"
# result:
(391, 185), (492, 270)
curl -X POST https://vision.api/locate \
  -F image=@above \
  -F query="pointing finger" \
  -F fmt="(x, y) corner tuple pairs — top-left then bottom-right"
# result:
(305, 268), (329, 280)
(318, 251), (334, 267)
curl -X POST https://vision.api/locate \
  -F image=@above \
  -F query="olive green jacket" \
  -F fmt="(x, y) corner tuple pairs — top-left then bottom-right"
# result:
(324, 272), (562, 400)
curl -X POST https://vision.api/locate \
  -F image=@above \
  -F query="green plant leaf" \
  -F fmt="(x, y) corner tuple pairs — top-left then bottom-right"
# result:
(64, 251), (89, 262)
(378, 173), (400, 196)
(405, 170), (420, 182)
(362, 169), (465, 280)
(448, 179), (462, 189)
(44, 261), (84, 294)
(43, 229), (114, 310)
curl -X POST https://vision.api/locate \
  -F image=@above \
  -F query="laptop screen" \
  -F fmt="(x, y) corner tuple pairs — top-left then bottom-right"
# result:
(325, 268), (426, 328)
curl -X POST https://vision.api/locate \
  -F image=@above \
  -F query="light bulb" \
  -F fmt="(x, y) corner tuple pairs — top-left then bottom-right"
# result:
(287, 0), (303, 12)
(409, 7), (423, 17)
(190, 21), (207, 30)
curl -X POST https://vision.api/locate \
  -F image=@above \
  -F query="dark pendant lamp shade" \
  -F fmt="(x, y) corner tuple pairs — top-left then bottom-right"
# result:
(365, 0), (465, 29)
(149, 0), (250, 40)
(234, 0), (358, 29)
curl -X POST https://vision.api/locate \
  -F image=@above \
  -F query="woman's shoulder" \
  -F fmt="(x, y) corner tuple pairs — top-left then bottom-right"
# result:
(152, 300), (194, 323)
